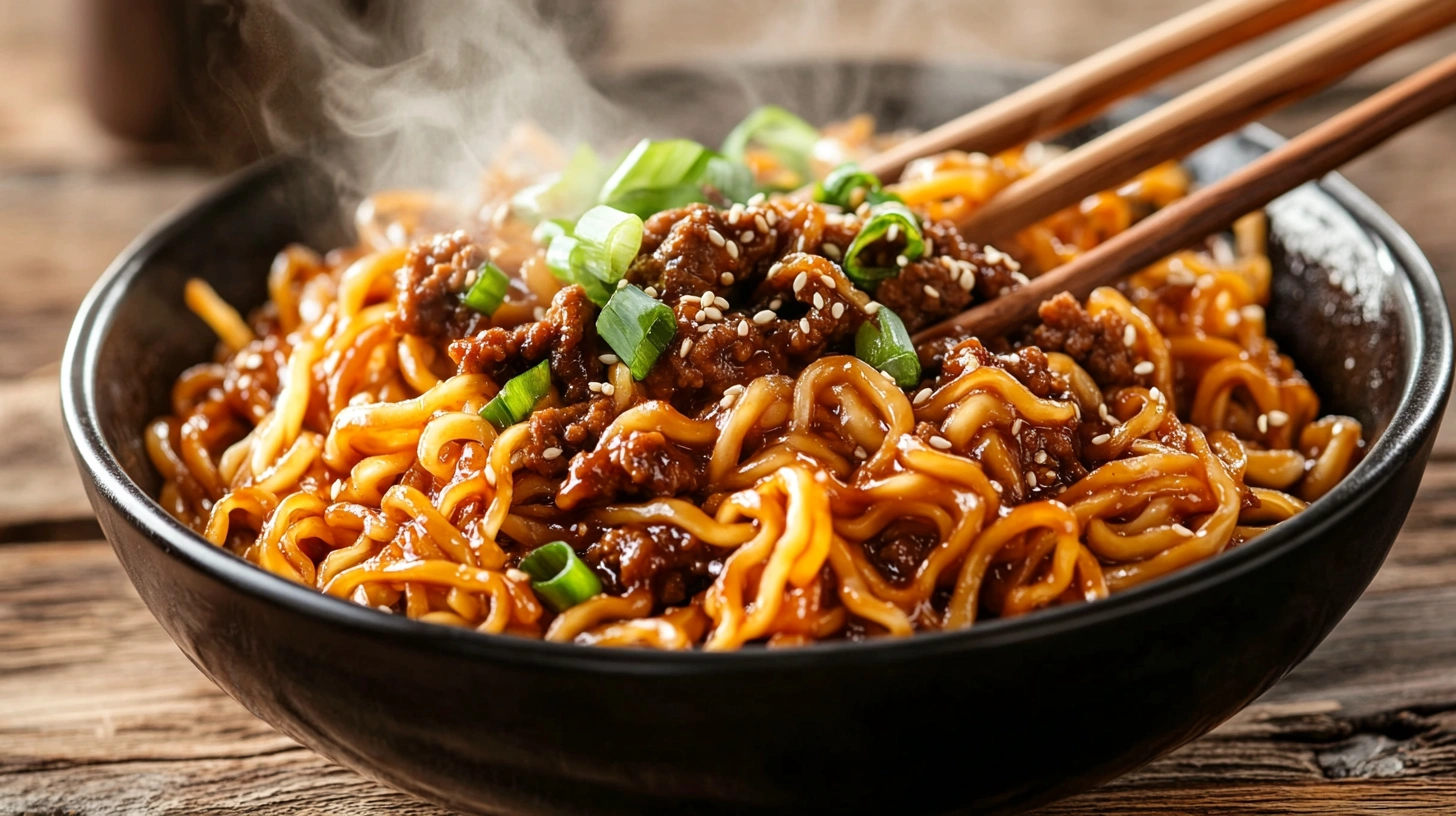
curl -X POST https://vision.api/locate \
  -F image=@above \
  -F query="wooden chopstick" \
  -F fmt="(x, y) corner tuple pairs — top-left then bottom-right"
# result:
(913, 51), (1456, 345)
(957, 0), (1456, 244)
(858, 0), (1344, 183)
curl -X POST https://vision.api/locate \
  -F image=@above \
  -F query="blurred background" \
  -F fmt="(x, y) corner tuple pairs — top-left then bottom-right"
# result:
(2, 1), (1454, 812)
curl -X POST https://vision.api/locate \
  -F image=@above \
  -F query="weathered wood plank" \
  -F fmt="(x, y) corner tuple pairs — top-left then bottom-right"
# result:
(0, 376), (91, 530)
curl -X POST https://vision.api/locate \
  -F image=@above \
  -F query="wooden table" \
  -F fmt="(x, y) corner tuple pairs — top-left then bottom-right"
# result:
(3, 2), (1455, 813)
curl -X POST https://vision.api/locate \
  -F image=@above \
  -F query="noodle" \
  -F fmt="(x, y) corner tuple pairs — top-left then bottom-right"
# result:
(148, 117), (1362, 649)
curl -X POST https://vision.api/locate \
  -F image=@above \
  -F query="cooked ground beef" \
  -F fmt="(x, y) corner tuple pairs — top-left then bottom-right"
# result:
(1029, 293), (1136, 388)
(863, 521), (939, 585)
(449, 285), (603, 402)
(629, 203), (780, 302)
(937, 337), (1068, 400)
(517, 397), (616, 477)
(586, 523), (715, 605)
(390, 230), (487, 341)
(557, 428), (704, 509)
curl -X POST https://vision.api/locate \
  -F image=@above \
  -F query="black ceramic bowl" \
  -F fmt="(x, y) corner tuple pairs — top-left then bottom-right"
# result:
(62, 63), (1452, 815)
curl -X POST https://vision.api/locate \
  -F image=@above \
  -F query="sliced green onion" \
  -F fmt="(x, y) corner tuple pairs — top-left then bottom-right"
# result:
(519, 541), (603, 612)
(511, 144), (606, 225)
(597, 284), (677, 380)
(855, 306), (921, 388)
(599, 139), (711, 210)
(721, 105), (819, 186)
(480, 360), (552, 430)
(531, 218), (573, 246)
(814, 162), (904, 209)
(461, 262), (509, 316)
(545, 235), (612, 306)
(572, 205), (644, 284)
(842, 201), (926, 290)
(598, 139), (755, 217)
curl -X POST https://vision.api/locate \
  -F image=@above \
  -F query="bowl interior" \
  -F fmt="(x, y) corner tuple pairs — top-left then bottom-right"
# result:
(86, 60), (1414, 589)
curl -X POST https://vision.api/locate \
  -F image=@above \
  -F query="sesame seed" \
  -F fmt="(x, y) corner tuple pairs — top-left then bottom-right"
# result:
(797, 236), (806, 252)
(1197, 274), (1216, 290)
(485, 467), (496, 486)
(897, 255), (910, 267)
(543, 447), (563, 460)
(720, 393), (737, 409)
(1172, 523), (1194, 536)
(770, 298), (784, 310)
(696, 324), (712, 333)
(1268, 410), (1289, 427)
(831, 302), (846, 319)
(507, 568), (531, 583)
(1012, 419), (1023, 436)
(1098, 403), (1113, 423)
(748, 192), (766, 206)
(1133, 361), (1155, 376)
(714, 296), (730, 309)
(644, 286), (659, 298)
(864, 301), (881, 315)
(1034, 451), (1048, 464)
(1168, 268), (1196, 286)
(737, 321), (749, 337)
(1091, 433), (1111, 445)
(887, 223), (900, 242)
(601, 383), (616, 397)
(726, 241), (740, 260)
(720, 272), (735, 285)
(1026, 471), (1038, 488)
(725, 384), (745, 395)
(1241, 304), (1265, 322)
(1123, 324), (1137, 347)
(753, 309), (776, 325)
(697, 291), (713, 308)
(929, 436), (953, 450)
(533, 306), (546, 321)
(1257, 413), (1269, 434)
(793, 272), (808, 293)
(740, 231), (755, 243)
(800, 317), (812, 333)
(768, 262), (784, 277)
(707, 228), (726, 247)
(588, 382), (603, 393)
(1149, 387), (1163, 402)
(766, 210), (778, 226)
(755, 214), (769, 233)
(854, 446), (868, 459)
(1345, 357), (1356, 370)
(599, 353), (619, 365)
(958, 270), (975, 290)
(991, 480), (1003, 493)
(704, 307), (723, 321)
(913, 387), (932, 405)
(616, 279), (628, 289)
(680, 338), (693, 357)
(924, 238), (933, 256)
(984, 244), (1007, 265)
(923, 285), (941, 299)
(813, 292), (825, 310)
(1011, 272), (1031, 286)
(823, 243), (842, 260)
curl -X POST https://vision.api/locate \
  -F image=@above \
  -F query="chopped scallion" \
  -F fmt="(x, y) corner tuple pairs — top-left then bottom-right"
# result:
(596, 284), (677, 380)
(721, 105), (819, 188)
(572, 205), (644, 284)
(599, 139), (711, 211)
(842, 201), (925, 290)
(479, 360), (553, 430)
(855, 306), (921, 388)
(461, 262), (509, 316)
(511, 144), (607, 225)
(814, 162), (903, 209)
(531, 218), (573, 246)
(519, 541), (603, 612)
(545, 235), (612, 306)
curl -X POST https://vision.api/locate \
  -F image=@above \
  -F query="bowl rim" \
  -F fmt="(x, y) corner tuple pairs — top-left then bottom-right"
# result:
(61, 125), (1453, 674)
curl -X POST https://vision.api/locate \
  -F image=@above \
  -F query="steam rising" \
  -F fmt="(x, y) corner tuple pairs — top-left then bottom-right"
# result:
(239, 0), (624, 200)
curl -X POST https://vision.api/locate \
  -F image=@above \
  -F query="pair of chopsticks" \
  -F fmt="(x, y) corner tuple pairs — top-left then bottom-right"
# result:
(898, 0), (1456, 344)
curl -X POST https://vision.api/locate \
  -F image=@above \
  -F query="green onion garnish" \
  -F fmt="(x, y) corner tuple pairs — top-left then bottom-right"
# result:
(597, 138), (754, 217)
(531, 218), (573, 246)
(721, 105), (819, 188)
(480, 360), (552, 430)
(842, 201), (925, 290)
(599, 139), (711, 211)
(596, 284), (677, 380)
(545, 235), (612, 306)
(572, 205), (644, 285)
(512, 144), (607, 225)
(855, 306), (921, 389)
(461, 262), (510, 316)
(518, 541), (603, 612)
(814, 162), (903, 209)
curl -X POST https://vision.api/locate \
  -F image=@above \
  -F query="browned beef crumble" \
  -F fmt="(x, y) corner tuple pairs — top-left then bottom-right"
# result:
(1028, 293), (1136, 388)
(586, 523), (716, 605)
(389, 230), (487, 341)
(449, 285), (603, 402)
(863, 521), (939, 585)
(557, 427), (704, 510)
